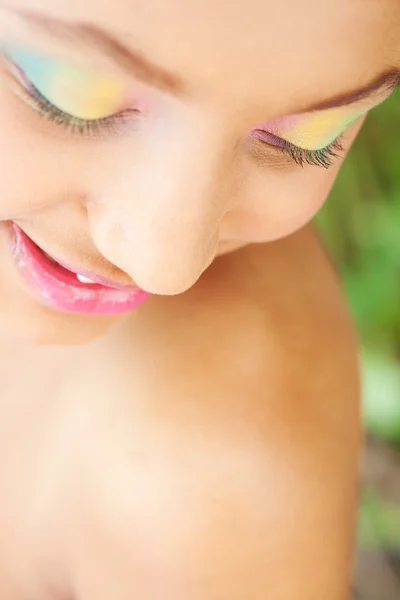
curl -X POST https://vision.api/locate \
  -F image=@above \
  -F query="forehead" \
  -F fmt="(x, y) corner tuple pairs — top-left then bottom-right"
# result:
(4, 0), (400, 115)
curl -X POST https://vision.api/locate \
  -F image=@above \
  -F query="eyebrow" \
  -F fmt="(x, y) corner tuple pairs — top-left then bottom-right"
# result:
(5, 6), (400, 111)
(6, 7), (187, 94)
(301, 68), (400, 112)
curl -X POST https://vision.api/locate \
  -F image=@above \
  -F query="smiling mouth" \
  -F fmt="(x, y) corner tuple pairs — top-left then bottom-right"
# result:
(40, 246), (135, 291)
(8, 222), (151, 315)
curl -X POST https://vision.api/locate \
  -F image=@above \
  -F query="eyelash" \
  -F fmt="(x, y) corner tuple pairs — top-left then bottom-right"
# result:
(252, 130), (345, 169)
(277, 135), (345, 168)
(21, 78), (136, 137)
(21, 77), (344, 169)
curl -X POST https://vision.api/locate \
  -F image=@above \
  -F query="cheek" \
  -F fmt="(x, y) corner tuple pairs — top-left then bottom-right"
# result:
(0, 85), (87, 219)
(222, 119), (366, 244)
(0, 90), (33, 218)
(0, 88), (51, 218)
(221, 160), (342, 243)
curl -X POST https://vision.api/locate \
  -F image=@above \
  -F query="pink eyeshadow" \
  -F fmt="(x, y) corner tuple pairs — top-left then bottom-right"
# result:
(119, 88), (151, 113)
(252, 114), (306, 136)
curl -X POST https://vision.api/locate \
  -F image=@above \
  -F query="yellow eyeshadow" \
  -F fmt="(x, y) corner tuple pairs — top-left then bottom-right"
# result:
(281, 107), (366, 150)
(4, 46), (130, 120)
(48, 70), (128, 120)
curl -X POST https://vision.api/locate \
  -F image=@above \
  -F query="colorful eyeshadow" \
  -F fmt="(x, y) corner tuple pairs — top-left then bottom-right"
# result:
(2, 45), (373, 150)
(4, 45), (132, 119)
(254, 106), (368, 150)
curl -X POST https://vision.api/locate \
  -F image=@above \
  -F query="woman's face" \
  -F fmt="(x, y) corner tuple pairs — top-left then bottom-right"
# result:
(0, 0), (399, 344)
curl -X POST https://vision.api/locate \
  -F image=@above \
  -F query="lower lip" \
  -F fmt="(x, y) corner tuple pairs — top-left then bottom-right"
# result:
(8, 222), (151, 315)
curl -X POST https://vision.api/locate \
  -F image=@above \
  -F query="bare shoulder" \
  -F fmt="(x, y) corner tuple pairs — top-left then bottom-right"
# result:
(75, 226), (360, 600)
(122, 223), (359, 405)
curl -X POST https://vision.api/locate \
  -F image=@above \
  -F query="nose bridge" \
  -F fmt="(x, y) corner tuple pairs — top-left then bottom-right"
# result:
(89, 116), (235, 294)
(138, 120), (230, 234)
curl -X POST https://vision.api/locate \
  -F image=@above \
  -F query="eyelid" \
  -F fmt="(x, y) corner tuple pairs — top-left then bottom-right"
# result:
(255, 82), (395, 143)
(2, 49), (143, 139)
(252, 106), (366, 151)
(2, 45), (151, 119)
(250, 128), (346, 169)
(10, 66), (143, 139)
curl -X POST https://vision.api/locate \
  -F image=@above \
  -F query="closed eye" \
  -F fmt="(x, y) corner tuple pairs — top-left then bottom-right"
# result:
(18, 76), (136, 137)
(251, 129), (346, 169)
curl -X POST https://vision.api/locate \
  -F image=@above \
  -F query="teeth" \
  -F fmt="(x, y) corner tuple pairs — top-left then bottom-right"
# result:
(76, 274), (96, 284)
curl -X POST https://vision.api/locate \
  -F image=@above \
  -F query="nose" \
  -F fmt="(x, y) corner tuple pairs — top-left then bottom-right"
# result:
(87, 119), (236, 295)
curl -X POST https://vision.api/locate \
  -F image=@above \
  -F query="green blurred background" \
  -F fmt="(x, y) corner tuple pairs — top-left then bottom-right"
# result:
(316, 88), (400, 598)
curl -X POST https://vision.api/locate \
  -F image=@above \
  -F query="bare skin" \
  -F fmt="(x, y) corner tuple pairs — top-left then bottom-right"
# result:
(0, 227), (360, 600)
(0, 0), (399, 597)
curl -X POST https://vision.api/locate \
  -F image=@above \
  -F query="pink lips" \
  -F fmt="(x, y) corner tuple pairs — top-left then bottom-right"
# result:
(8, 222), (151, 315)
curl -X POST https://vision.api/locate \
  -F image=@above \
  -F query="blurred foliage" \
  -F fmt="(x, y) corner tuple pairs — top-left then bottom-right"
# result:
(363, 352), (400, 446)
(317, 88), (400, 354)
(316, 88), (400, 444)
(359, 490), (400, 550)
(316, 89), (400, 563)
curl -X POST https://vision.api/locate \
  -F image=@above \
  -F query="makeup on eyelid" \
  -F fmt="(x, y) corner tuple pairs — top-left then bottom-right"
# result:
(3, 45), (370, 153)
(3, 45), (145, 119)
(252, 106), (367, 150)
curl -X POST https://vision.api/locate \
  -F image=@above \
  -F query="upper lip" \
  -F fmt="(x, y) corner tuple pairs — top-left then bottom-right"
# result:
(15, 223), (137, 291)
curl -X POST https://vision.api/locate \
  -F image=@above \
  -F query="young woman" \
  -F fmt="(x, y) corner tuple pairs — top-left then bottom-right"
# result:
(0, 0), (398, 598)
